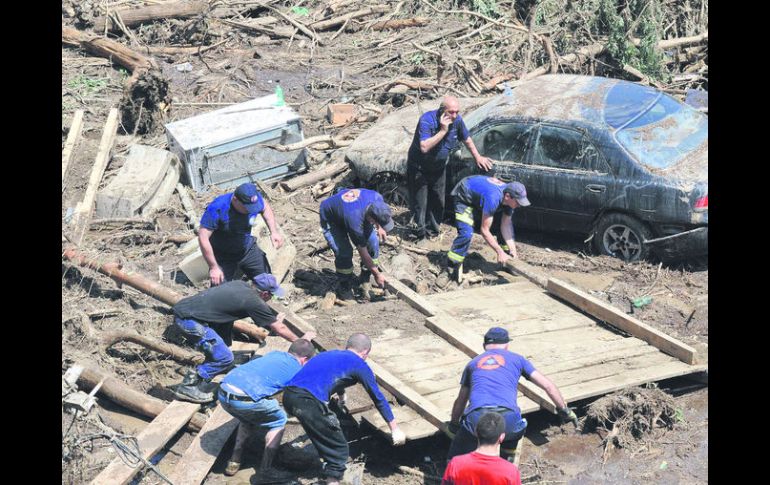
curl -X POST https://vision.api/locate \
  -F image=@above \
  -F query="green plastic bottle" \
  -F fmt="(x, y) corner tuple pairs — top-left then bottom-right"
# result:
(274, 81), (285, 107)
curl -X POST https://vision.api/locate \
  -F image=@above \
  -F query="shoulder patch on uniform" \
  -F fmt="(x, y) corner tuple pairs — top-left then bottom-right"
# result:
(341, 189), (361, 202)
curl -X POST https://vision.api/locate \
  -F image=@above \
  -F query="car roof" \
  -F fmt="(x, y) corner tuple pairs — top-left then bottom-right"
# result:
(468, 74), (665, 130)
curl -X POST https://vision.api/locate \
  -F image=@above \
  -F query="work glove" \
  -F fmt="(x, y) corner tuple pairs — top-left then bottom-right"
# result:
(391, 427), (406, 446)
(557, 406), (579, 428)
(444, 421), (460, 440)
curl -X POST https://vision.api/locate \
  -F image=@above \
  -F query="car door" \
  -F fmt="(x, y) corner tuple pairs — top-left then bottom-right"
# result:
(447, 120), (537, 227)
(513, 123), (614, 233)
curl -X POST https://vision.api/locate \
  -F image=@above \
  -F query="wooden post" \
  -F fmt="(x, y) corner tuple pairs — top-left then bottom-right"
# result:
(93, 1), (208, 32)
(62, 110), (84, 187)
(69, 108), (120, 245)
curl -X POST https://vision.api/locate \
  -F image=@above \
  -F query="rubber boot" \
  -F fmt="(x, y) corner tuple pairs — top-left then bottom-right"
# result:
(170, 372), (215, 403)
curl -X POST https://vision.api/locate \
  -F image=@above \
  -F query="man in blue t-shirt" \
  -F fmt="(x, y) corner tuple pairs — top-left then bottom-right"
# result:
(199, 182), (285, 286)
(283, 334), (406, 485)
(446, 327), (578, 461)
(218, 339), (316, 478)
(319, 188), (395, 296)
(407, 96), (493, 241)
(445, 175), (531, 283)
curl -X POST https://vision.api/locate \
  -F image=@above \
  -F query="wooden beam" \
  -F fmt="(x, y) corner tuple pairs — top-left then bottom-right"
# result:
(69, 108), (120, 244)
(546, 278), (697, 364)
(279, 162), (348, 192)
(366, 359), (450, 433)
(62, 110), (84, 187)
(89, 401), (199, 485)
(77, 364), (208, 431)
(167, 405), (239, 485)
(503, 259), (548, 288)
(93, 1), (208, 32)
(385, 278), (440, 316)
(424, 314), (557, 414)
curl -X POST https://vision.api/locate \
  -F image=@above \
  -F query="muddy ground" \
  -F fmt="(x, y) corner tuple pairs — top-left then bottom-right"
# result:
(62, 2), (707, 484)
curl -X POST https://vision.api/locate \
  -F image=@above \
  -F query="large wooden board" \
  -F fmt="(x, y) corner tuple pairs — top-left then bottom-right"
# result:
(166, 405), (239, 485)
(90, 400), (198, 485)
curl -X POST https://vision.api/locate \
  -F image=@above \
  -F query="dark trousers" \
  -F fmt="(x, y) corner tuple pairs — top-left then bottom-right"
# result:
(218, 243), (272, 281)
(283, 387), (349, 480)
(407, 162), (447, 239)
(447, 407), (527, 460)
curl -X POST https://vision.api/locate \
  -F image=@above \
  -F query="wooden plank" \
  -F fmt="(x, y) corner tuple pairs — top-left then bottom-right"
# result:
(504, 259), (548, 288)
(534, 337), (649, 371)
(424, 314), (557, 414)
(410, 377), (464, 395)
(546, 278), (697, 364)
(397, 359), (468, 382)
(546, 352), (678, 389)
(62, 109), (84, 186)
(386, 278), (440, 316)
(90, 400), (199, 485)
(379, 352), (469, 375)
(166, 405), (239, 485)
(361, 405), (441, 440)
(367, 359), (451, 432)
(560, 363), (707, 404)
(537, 339), (657, 376)
(70, 108), (120, 244)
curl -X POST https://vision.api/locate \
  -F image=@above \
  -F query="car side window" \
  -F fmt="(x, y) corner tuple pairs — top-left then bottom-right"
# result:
(472, 123), (534, 162)
(531, 125), (609, 173)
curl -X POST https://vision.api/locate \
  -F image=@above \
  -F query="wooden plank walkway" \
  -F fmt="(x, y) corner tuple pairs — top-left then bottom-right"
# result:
(362, 277), (704, 440)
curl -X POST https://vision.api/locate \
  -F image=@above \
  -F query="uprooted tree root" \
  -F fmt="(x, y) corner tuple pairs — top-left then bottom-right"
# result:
(583, 385), (681, 453)
(119, 68), (170, 135)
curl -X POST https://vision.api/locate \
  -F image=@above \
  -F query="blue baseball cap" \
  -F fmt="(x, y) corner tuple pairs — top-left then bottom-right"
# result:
(504, 182), (530, 207)
(252, 273), (286, 298)
(484, 327), (510, 345)
(368, 201), (394, 232)
(234, 183), (262, 212)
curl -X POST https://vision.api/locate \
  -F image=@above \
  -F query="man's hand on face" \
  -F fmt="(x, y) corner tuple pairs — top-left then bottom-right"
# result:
(439, 112), (452, 131)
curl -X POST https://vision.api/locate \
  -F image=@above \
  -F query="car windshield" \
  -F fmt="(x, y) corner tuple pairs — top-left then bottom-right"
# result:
(609, 87), (708, 170)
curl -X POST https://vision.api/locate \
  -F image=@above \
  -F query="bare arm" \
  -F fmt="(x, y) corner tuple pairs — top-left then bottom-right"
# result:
(479, 214), (509, 264)
(450, 385), (470, 424)
(269, 313), (315, 342)
(528, 370), (568, 410)
(500, 213), (517, 258)
(198, 227), (225, 285)
(357, 246), (386, 287)
(463, 137), (493, 171)
(261, 200), (284, 249)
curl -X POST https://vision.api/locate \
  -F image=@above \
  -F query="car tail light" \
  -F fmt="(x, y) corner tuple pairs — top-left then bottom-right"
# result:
(694, 194), (708, 209)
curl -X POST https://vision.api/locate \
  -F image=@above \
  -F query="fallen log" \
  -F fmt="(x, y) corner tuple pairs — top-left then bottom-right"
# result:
(311, 6), (390, 31)
(390, 252), (417, 290)
(371, 17), (429, 31)
(279, 162), (349, 192)
(71, 311), (204, 365)
(62, 248), (269, 341)
(62, 25), (170, 134)
(268, 135), (352, 152)
(93, 1), (208, 32)
(77, 363), (208, 431)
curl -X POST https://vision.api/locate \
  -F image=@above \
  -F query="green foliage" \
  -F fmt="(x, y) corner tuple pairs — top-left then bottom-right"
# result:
(409, 53), (424, 65)
(67, 75), (108, 94)
(471, 0), (499, 17)
(674, 408), (685, 423)
(596, 0), (666, 81)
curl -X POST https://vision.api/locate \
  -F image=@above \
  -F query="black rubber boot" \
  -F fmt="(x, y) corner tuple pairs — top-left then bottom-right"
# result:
(169, 372), (215, 403)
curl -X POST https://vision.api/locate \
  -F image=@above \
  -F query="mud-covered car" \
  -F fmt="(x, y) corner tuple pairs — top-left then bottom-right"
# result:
(346, 75), (708, 262)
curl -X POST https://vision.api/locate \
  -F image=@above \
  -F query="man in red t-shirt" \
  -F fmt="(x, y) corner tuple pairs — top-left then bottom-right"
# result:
(442, 412), (521, 485)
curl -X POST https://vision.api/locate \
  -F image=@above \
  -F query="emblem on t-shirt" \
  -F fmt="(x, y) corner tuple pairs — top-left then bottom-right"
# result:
(477, 354), (505, 370)
(342, 189), (361, 202)
(486, 177), (505, 186)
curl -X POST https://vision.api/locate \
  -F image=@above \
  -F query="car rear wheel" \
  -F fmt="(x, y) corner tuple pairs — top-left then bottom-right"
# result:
(370, 172), (409, 207)
(594, 213), (652, 262)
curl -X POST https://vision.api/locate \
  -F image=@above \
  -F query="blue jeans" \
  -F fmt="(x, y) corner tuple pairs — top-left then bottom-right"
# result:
(323, 223), (380, 276)
(447, 407), (528, 460)
(174, 317), (234, 380)
(218, 393), (288, 431)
